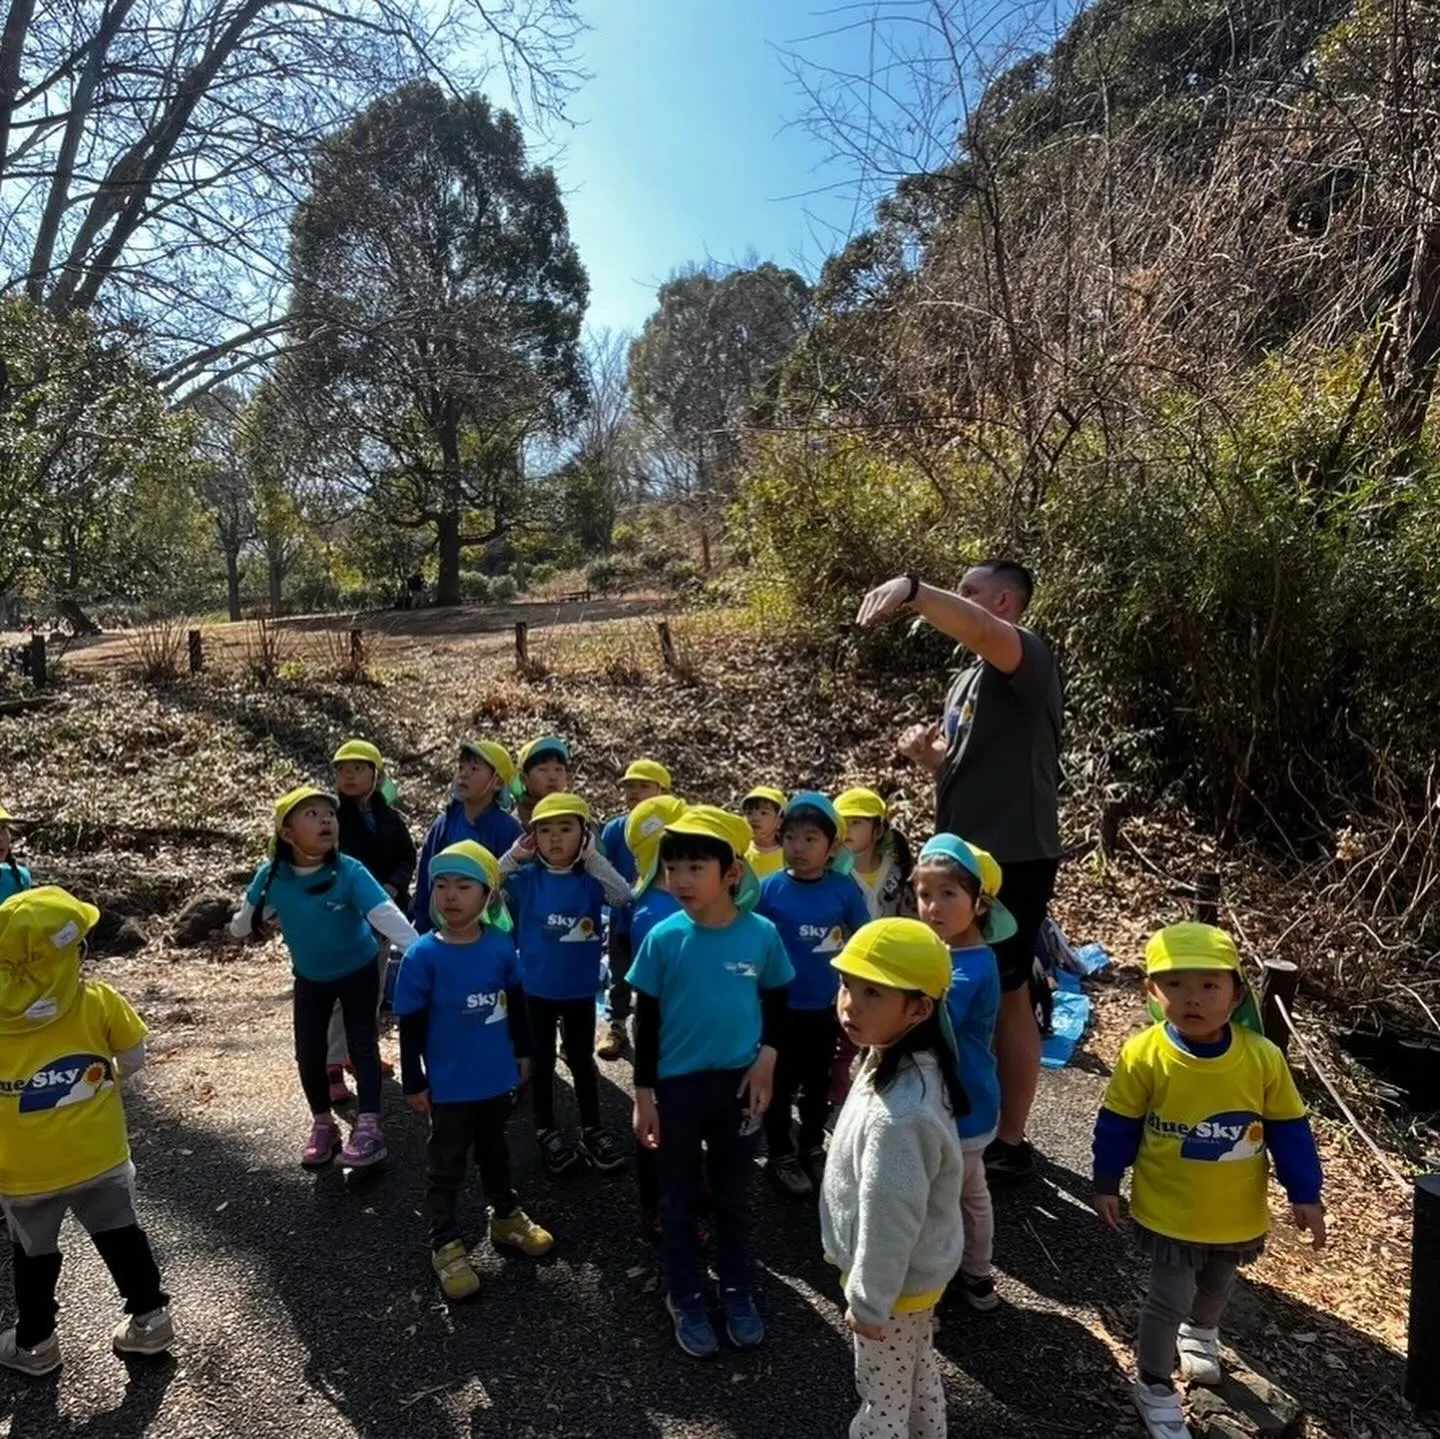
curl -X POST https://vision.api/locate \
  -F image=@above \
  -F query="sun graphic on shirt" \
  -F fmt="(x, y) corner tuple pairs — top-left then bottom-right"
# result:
(811, 926), (845, 955)
(1244, 1122), (1264, 1146)
(558, 916), (598, 944)
(83, 1062), (107, 1086)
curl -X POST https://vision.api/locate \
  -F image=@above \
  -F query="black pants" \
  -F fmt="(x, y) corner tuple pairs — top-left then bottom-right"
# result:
(605, 931), (633, 1022)
(294, 961), (382, 1114)
(764, 1007), (840, 1159)
(426, 1098), (518, 1248)
(528, 995), (600, 1130)
(991, 858), (1060, 992)
(655, 1069), (758, 1300)
(13, 1227), (167, 1348)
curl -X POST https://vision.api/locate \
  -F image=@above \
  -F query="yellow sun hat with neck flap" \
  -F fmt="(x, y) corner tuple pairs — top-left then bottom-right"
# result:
(0, 886), (100, 1034)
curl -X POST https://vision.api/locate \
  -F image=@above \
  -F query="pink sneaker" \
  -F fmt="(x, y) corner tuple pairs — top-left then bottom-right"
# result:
(301, 1115), (341, 1169)
(340, 1114), (387, 1169)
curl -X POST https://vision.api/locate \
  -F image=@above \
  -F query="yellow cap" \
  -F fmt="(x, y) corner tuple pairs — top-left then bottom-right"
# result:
(459, 740), (515, 788)
(333, 739), (382, 768)
(623, 759), (672, 790)
(530, 792), (592, 826)
(626, 795), (688, 885)
(1145, 923), (1241, 976)
(832, 917), (952, 1000)
(273, 785), (337, 835)
(430, 840), (500, 895)
(665, 804), (753, 860)
(0, 886), (100, 1033)
(835, 787), (887, 821)
(742, 786), (787, 810)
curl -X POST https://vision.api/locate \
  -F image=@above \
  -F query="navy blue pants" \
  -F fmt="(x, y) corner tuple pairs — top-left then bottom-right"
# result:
(655, 1068), (759, 1301)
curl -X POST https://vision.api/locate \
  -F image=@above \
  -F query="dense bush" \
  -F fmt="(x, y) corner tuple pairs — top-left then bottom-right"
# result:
(734, 364), (1440, 840)
(457, 570), (492, 603)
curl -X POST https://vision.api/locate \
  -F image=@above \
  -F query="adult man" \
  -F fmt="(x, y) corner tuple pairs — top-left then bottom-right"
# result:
(857, 561), (1062, 1178)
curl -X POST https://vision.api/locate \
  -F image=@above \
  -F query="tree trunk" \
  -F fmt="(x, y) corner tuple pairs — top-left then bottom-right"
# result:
(435, 507), (462, 607)
(267, 554), (283, 615)
(224, 549), (241, 622)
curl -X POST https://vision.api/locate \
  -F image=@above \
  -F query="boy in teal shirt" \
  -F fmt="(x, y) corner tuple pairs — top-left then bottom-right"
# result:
(628, 806), (792, 1358)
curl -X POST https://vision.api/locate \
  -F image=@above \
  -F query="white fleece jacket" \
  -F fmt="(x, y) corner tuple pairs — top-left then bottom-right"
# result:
(819, 1049), (965, 1327)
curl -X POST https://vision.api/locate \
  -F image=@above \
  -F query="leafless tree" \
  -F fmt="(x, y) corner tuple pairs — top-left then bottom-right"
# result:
(0, 0), (584, 387)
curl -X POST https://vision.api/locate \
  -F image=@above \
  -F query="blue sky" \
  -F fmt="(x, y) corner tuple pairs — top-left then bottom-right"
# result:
(553, 3), (912, 335)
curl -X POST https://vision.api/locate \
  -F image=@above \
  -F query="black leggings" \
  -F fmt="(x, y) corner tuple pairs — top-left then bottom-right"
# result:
(527, 995), (600, 1130)
(14, 1226), (167, 1348)
(294, 961), (381, 1115)
(426, 1097), (518, 1248)
(764, 1008), (840, 1159)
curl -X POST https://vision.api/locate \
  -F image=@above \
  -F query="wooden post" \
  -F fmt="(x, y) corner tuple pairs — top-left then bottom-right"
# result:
(26, 634), (45, 686)
(1260, 959), (1300, 1056)
(1099, 801), (1124, 858)
(1193, 869), (1220, 925)
(657, 620), (678, 672)
(514, 621), (529, 667)
(349, 629), (364, 668)
(1406, 1175), (1440, 1412)
(188, 629), (204, 673)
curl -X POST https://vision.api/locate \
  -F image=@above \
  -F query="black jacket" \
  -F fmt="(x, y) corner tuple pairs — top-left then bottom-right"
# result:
(337, 796), (417, 910)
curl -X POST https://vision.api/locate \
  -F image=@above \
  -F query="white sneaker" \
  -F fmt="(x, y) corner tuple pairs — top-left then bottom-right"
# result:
(113, 1306), (174, 1356)
(0, 1326), (61, 1376)
(1177, 1323), (1222, 1385)
(1132, 1380), (1189, 1438)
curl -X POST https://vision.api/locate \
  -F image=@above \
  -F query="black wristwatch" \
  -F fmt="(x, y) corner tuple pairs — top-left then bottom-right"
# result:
(902, 573), (922, 605)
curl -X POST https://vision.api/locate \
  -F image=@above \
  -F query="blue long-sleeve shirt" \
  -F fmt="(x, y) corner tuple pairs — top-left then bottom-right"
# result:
(411, 798), (523, 931)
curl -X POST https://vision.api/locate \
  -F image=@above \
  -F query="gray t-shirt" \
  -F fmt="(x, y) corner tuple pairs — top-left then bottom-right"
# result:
(934, 628), (1062, 863)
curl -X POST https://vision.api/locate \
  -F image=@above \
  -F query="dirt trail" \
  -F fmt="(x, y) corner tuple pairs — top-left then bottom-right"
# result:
(21, 595), (665, 674)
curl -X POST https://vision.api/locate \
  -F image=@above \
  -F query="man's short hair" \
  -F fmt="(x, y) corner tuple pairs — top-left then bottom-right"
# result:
(977, 559), (1034, 612)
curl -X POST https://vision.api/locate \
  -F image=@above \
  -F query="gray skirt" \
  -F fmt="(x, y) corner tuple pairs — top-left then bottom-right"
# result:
(1134, 1221), (1265, 1270)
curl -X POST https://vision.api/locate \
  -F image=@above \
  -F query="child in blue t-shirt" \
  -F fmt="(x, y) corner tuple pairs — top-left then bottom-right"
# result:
(627, 805), (793, 1358)
(755, 792), (871, 1198)
(500, 792), (631, 1176)
(597, 759), (673, 1061)
(915, 833), (1012, 1312)
(412, 741), (524, 932)
(393, 841), (554, 1302)
(231, 787), (418, 1171)
(0, 806), (32, 903)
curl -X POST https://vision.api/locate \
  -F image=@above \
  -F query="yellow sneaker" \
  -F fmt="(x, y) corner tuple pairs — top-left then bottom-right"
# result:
(490, 1207), (554, 1257)
(431, 1240), (480, 1301)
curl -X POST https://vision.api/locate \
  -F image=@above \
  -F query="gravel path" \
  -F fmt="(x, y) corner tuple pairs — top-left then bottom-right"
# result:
(0, 954), (1405, 1438)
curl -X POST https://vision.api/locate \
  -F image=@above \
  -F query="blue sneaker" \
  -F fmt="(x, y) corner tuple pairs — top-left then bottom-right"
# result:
(665, 1292), (719, 1358)
(720, 1287), (765, 1348)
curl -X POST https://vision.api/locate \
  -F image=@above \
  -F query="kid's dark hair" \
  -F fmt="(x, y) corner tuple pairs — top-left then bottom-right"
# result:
(780, 804), (837, 844)
(659, 830), (735, 871)
(5, 855), (23, 893)
(248, 836), (340, 938)
(872, 1005), (970, 1119)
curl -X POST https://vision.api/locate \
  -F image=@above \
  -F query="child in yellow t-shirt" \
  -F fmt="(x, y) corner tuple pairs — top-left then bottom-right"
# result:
(741, 786), (786, 879)
(0, 887), (174, 1377)
(1091, 924), (1325, 1439)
